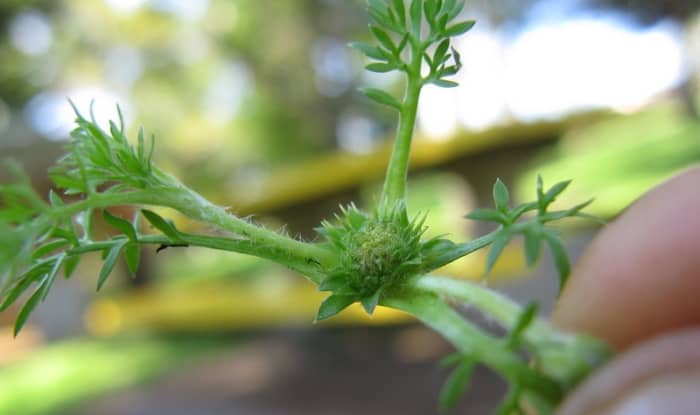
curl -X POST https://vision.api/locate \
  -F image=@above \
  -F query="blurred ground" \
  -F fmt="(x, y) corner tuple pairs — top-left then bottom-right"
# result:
(63, 318), (520, 415)
(67, 328), (503, 415)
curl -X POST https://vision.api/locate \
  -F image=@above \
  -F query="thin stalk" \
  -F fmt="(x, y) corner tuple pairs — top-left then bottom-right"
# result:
(68, 233), (325, 283)
(411, 275), (612, 385)
(414, 275), (549, 339)
(381, 38), (425, 204)
(162, 182), (335, 266)
(52, 187), (336, 268)
(384, 291), (563, 403)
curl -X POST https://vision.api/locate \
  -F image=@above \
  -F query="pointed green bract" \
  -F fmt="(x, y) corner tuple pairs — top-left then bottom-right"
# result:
(315, 201), (427, 319)
(316, 294), (355, 321)
(319, 274), (348, 292)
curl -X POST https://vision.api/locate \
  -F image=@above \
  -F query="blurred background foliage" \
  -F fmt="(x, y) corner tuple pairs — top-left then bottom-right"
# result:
(0, 0), (699, 414)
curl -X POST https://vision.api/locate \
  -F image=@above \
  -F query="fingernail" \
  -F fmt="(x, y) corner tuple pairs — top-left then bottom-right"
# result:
(600, 371), (700, 415)
(556, 329), (700, 415)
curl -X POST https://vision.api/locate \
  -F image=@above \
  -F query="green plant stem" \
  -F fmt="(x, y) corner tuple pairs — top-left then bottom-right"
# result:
(68, 233), (325, 283)
(160, 180), (335, 266)
(411, 275), (612, 386)
(51, 187), (335, 269)
(384, 291), (563, 404)
(381, 40), (425, 204)
(415, 275), (548, 338)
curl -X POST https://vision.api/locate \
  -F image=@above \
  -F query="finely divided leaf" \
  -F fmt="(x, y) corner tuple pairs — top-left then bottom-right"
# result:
(349, 41), (387, 60)
(40, 254), (64, 301)
(506, 302), (538, 349)
(141, 210), (181, 241)
(509, 201), (538, 220)
(410, 0), (422, 34)
(447, 0), (465, 20)
(423, 0), (438, 24)
(444, 20), (475, 37)
(542, 180), (572, 207)
(0, 272), (39, 312)
(493, 178), (510, 212)
(31, 240), (70, 260)
(433, 39), (451, 66)
(367, 0), (387, 15)
(368, 2), (394, 31)
(369, 25), (396, 53)
(365, 62), (396, 73)
(14, 286), (43, 337)
(124, 243), (141, 275)
(431, 79), (459, 88)
(523, 228), (542, 267)
(439, 359), (476, 410)
(542, 230), (570, 292)
(465, 208), (506, 223)
(63, 255), (80, 279)
(440, 351), (463, 368)
(359, 87), (403, 110)
(451, 46), (462, 68)
(103, 210), (137, 241)
(485, 232), (509, 276)
(421, 235), (492, 272)
(48, 190), (64, 207)
(97, 240), (126, 291)
(391, 0), (406, 25)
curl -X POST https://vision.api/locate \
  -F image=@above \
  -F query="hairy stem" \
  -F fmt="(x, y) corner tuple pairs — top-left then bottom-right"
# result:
(381, 40), (425, 204)
(415, 275), (547, 338)
(69, 233), (325, 283)
(53, 185), (335, 269)
(159, 179), (335, 266)
(411, 275), (612, 386)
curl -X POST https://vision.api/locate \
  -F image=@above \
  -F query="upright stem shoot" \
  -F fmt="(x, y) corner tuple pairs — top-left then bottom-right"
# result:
(382, 42), (424, 204)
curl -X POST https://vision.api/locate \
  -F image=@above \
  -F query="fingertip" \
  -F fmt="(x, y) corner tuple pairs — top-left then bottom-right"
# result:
(557, 329), (700, 415)
(553, 165), (700, 350)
